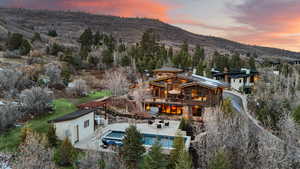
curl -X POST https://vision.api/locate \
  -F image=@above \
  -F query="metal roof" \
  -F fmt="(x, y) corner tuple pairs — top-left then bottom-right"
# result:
(49, 109), (95, 123)
(179, 74), (229, 89)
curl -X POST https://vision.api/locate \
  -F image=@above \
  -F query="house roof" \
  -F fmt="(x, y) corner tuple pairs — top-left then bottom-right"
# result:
(153, 67), (183, 73)
(180, 74), (229, 89)
(49, 109), (95, 123)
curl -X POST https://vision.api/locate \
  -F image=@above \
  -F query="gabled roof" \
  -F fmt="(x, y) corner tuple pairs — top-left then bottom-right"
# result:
(153, 67), (183, 73)
(49, 109), (95, 123)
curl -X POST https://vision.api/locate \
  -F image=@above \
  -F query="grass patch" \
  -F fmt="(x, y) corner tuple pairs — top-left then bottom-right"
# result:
(75, 90), (111, 104)
(0, 90), (111, 152)
(0, 99), (76, 152)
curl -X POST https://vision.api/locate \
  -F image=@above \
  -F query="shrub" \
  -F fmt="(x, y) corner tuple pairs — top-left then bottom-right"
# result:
(293, 105), (300, 124)
(209, 150), (232, 169)
(7, 33), (23, 50)
(54, 137), (78, 166)
(48, 30), (58, 37)
(20, 39), (32, 55)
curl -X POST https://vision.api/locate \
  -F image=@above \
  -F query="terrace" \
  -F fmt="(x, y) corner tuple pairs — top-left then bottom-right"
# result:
(74, 120), (191, 153)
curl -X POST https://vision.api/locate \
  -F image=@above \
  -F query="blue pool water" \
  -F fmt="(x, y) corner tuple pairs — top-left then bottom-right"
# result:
(102, 131), (186, 148)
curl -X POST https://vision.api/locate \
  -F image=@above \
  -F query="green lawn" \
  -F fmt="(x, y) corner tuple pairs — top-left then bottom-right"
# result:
(75, 90), (111, 105)
(0, 90), (111, 152)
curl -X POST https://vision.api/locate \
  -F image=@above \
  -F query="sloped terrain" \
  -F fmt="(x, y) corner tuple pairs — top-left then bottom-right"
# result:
(0, 7), (299, 59)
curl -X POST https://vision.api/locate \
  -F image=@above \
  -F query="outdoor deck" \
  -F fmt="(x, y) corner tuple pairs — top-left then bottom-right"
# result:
(74, 120), (190, 152)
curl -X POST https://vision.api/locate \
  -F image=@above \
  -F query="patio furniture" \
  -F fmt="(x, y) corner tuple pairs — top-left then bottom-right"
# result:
(157, 124), (162, 129)
(164, 122), (169, 127)
(159, 120), (164, 123)
(148, 120), (154, 125)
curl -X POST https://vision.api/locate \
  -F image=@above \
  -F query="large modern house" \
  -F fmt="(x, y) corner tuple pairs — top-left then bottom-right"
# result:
(143, 67), (229, 118)
(211, 68), (259, 93)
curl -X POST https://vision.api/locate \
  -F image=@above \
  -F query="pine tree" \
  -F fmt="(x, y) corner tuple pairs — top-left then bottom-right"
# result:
(102, 49), (114, 67)
(54, 137), (78, 166)
(175, 150), (193, 169)
(193, 45), (205, 67)
(94, 31), (102, 46)
(48, 30), (58, 37)
(169, 132), (185, 168)
(20, 39), (31, 55)
(120, 125), (145, 169)
(142, 141), (168, 169)
(248, 56), (256, 70)
(79, 28), (93, 50)
(47, 124), (58, 147)
(196, 61), (205, 76)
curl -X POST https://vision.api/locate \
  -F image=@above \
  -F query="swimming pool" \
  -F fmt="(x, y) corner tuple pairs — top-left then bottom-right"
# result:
(102, 130), (187, 149)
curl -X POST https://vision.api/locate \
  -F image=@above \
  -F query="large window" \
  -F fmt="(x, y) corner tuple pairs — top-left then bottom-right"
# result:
(84, 120), (89, 128)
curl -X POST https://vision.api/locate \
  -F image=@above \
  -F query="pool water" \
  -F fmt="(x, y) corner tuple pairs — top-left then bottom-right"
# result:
(102, 131), (186, 148)
(106, 131), (124, 139)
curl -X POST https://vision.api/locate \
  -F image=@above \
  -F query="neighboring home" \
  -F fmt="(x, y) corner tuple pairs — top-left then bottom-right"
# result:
(211, 68), (259, 93)
(144, 67), (229, 118)
(49, 109), (96, 145)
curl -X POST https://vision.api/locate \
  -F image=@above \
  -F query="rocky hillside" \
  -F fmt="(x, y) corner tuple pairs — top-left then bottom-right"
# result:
(0, 7), (299, 59)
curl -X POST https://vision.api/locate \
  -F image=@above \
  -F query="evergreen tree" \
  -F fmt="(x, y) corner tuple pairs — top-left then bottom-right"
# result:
(230, 53), (242, 70)
(20, 39), (31, 55)
(142, 141), (168, 169)
(209, 150), (231, 169)
(102, 49), (114, 67)
(168, 46), (174, 60)
(32, 32), (42, 42)
(47, 124), (58, 147)
(120, 125), (145, 169)
(169, 132), (185, 168)
(248, 56), (256, 70)
(48, 30), (58, 37)
(54, 137), (78, 166)
(94, 31), (102, 46)
(173, 41), (191, 69)
(196, 61), (205, 76)
(79, 28), (93, 50)
(193, 45), (205, 67)
(175, 150), (193, 169)
(121, 55), (131, 67)
(8, 33), (23, 50)
(293, 105), (300, 124)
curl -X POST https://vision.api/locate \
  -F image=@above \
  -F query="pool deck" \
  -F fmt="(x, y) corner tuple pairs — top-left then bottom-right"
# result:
(74, 120), (191, 152)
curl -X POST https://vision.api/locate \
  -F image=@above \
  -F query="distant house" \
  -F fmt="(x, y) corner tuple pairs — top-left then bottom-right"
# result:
(49, 109), (96, 145)
(212, 68), (259, 93)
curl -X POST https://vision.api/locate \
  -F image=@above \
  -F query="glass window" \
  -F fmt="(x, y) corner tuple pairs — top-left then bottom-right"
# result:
(84, 120), (89, 128)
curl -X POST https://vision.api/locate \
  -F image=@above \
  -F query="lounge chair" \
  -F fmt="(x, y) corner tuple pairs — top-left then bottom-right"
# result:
(157, 124), (162, 128)
(148, 120), (153, 125)
(164, 122), (169, 127)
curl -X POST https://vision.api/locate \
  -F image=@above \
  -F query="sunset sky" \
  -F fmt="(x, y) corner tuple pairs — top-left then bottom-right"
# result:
(1, 0), (300, 51)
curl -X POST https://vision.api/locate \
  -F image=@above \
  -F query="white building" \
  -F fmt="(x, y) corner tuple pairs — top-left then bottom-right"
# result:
(50, 109), (96, 145)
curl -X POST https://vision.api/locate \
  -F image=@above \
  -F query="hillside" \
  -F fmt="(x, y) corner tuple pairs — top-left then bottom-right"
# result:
(0, 7), (299, 59)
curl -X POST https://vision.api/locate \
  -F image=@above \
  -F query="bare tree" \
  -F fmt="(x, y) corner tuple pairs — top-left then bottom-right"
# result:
(20, 87), (53, 115)
(44, 63), (62, 85)
(102, 68), (130, 97)
(12, 130), (56, 169)
(66, 79), (89, 97)
(131, 79), (151, 112)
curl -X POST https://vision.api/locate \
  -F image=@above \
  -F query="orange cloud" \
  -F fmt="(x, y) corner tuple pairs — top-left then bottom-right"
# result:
(67, 0), (172, 22)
